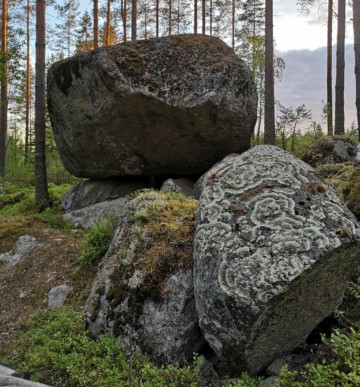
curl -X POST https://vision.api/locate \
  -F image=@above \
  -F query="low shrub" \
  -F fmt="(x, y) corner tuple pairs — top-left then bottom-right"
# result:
(10, 308), (201, 386)
(78, 216), (117, 268)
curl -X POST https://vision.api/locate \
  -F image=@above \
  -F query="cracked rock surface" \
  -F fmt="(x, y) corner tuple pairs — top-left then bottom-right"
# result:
(194, 145), (360, 375)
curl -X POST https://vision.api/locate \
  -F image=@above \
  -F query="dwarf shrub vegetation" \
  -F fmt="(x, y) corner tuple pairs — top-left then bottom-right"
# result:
(78, 216), (117, 268)
(11, 308), (201, 386)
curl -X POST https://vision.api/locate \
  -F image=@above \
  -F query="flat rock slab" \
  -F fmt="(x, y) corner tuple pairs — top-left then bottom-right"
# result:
(0, 374), (51, 387)
(48, 35), (257, 178)
(194, 145), (360, 375)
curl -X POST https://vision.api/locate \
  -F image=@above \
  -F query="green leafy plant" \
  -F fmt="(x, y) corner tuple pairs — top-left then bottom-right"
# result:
(9, 308), (201, 386)
(78, 216), (117, 268)
(278, 329), (360, 386)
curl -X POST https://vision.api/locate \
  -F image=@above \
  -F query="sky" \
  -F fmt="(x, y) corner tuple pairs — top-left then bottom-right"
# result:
(74, 0), (357, 131)
(274, 0), (356, 130)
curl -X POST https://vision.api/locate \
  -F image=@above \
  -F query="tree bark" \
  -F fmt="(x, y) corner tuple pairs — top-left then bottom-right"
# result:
(35, 0), (51, 210)
(122, 0), (127, 42)
(194, 0), (197, 34)
(0, 0), (8, 184)
(232, 0), (235, 49)
(354, 0), (360, 139)
(169, 0), (172, 36)
(25, 0), (31, 163)
(335, 0), (345, 134)
(202, 0), (205, 34)
(264, 0), (275, 144)
(106, 0), (111, 45)
(156, 0), (159, 37)
(94, 0), (98, 48)
(131, 0), (136, 41)
(327, 0), (333, 135)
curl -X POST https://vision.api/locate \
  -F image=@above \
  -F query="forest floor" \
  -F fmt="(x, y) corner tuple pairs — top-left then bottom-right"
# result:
(0, 216), (94, 360)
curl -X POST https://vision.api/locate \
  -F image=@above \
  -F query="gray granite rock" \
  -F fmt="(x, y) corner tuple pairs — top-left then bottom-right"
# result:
(48, 284), (71, 308)
(60, 177), (152, 212)
(0, 236), (40, 267)
(161, 178), (195, 197)
(47, 35), (257, 178)
(266, 356), (291, 376)
(63, 197), (127, 229)
(302, 136), (357, 167)
(194, 145), (360, 375)
(0, 364), (16, 376)
(0, 374), (51, 386)
(86, 191), (203, 365)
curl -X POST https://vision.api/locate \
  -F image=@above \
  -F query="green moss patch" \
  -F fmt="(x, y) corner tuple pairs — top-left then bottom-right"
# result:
(114, 190), (197, 301)
(317, 163), (360, 219)
(7, 307), (201, 386)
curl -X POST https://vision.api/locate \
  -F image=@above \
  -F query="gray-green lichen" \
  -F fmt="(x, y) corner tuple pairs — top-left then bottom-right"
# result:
(194, 145), (360, 375)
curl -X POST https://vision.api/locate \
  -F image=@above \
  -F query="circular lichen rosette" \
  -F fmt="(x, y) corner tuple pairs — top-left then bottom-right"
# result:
(194, 145), (360, 375)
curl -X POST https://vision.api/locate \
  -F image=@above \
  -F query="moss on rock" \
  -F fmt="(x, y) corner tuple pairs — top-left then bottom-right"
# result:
(317, 162), (360, 219)
(302, 136), (357, 168)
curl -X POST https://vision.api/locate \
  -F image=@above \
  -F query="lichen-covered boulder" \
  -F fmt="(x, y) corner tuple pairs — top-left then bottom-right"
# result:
(194, 145), (360, 375)
(316, 162), (360, 219)
(86, 190), (204, 364)
(302, 136), (357, 167)
(47, 35), (257, 178)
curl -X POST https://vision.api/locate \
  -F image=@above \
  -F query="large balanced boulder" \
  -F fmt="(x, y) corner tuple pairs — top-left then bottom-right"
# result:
(194, 145), (360, 375)
(86, 190), (204, 364)
(47, 35), (257, 178)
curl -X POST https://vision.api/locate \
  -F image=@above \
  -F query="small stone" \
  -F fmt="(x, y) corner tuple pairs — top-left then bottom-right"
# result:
(266, 356), (291, 376)
(263, 376), (278, 386)
(48, 284), (71, 308)
(0, 236), (40, 267)
(161, 178), (195, 197)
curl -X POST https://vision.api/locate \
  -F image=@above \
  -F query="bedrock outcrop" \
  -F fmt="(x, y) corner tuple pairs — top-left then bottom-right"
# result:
(47, 34), (257, 178)
(85, 191), (204, 365)
(194, 145), (360, 375)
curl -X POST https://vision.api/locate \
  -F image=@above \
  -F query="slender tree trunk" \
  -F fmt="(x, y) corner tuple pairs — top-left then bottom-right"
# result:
(202, 0), (205, 34)
(264, 0), (275, 144)
(94, 0), (99, 48)
(232, 0), (235, 49)
(327, 0), (333, 136)
(106, 0), (111, 45)
(131, 0), (136, 41)
(122, 0), (127, 42)
(156, 0), (159, 37)
(335, 0), (345, 134)
(353, 0), (360, 140)
(144, 2), (148, 39)
(169, 0), (172, 36)
(194, 0), (197, 34)
(25, 0), (31, 163)
(0, 0), (8, 187)
(35, 0), (51, 210)
(209, 0), (212, 36)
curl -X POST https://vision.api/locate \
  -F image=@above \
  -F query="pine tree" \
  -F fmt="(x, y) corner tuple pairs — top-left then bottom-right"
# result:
(334, 0), (345, 134)
(354, 0), (360, 139)
(264, 0), (275, 145)
(35, 0), (51, 210)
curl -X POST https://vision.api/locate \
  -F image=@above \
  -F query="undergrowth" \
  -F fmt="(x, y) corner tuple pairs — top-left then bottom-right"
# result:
(77, 216), (117, 269)
(9, 307), (202, 387)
